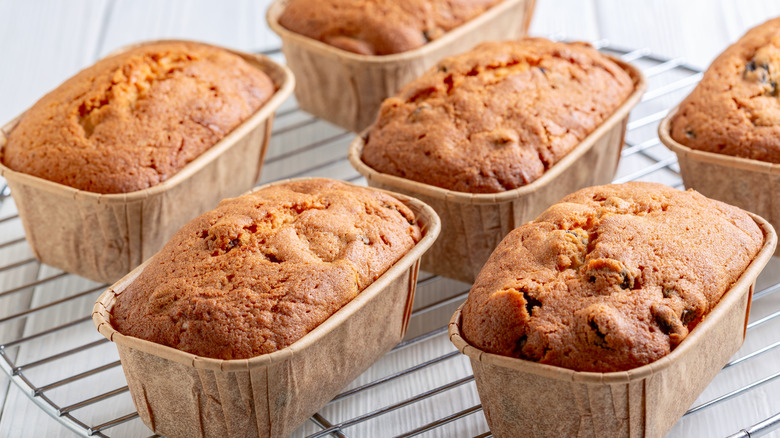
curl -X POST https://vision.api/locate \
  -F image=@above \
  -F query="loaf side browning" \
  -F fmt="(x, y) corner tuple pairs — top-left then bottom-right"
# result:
(670, 17), (780, 162)
(362, 38), (634, 193)
(2, 41), (275, 194)
(112, 179), (422, 360)
(278, 0), (503, 55)
(461, 182), (763, 372)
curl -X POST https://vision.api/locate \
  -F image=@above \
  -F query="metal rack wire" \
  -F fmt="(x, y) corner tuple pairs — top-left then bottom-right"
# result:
(1, 42), (780, 437)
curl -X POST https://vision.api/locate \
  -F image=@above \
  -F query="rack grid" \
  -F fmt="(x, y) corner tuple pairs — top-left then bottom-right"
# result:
(1, 42), (779, 438)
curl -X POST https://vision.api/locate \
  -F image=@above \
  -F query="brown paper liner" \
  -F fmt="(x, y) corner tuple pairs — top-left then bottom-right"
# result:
(349, 60), (646, 284)
(266, 0), (536, 133)
(449, 212), (776, 438)
(0, 40), (295, 284)
(92, 178), (441, 438)
(659, 108), (780, 256)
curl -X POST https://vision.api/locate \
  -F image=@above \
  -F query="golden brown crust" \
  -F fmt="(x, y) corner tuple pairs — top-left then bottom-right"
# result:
(362, 38), (634, 193)
(112, 179), (421, 360)
(461, 182), (763, 372)
(277, 0), (502, 55)
(670, 17), (780, 163)
(2, 41), (275, 194)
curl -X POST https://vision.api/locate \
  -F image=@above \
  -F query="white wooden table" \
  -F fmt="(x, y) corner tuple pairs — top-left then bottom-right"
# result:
(2, 1), (780, 437)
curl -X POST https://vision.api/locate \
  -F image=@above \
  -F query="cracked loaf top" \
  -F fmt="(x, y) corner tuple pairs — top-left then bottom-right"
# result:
(670, 17), (780, 162)
(461, 182), (763, 372)
(278, 0), (503, 55)
(361, 38), (635, 193)
(112, 179), (422, 360)
(2, 41), (275, 194)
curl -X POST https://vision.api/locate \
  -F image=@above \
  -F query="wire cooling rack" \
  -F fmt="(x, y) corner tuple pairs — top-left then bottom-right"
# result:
(1, 42), (780, 438)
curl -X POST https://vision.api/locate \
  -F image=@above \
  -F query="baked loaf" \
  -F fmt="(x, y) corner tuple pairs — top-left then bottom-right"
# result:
(670, 17), (780, 163)
(2, 41), (275, 194)
(361, 38), (634, 193)
(277, 0), (503, 55)
(112, 179), (422, 360)
(461, 182), (763, 372)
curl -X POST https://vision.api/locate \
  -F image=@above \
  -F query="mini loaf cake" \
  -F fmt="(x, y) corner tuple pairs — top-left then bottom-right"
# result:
(461, 182), (763, 372)
(2, 41), (275, 194)
(361, 38), (634, 193)
(277, 0), (504, 55)
(670, 17), (780, 162)
(111, 179), (422, 360)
